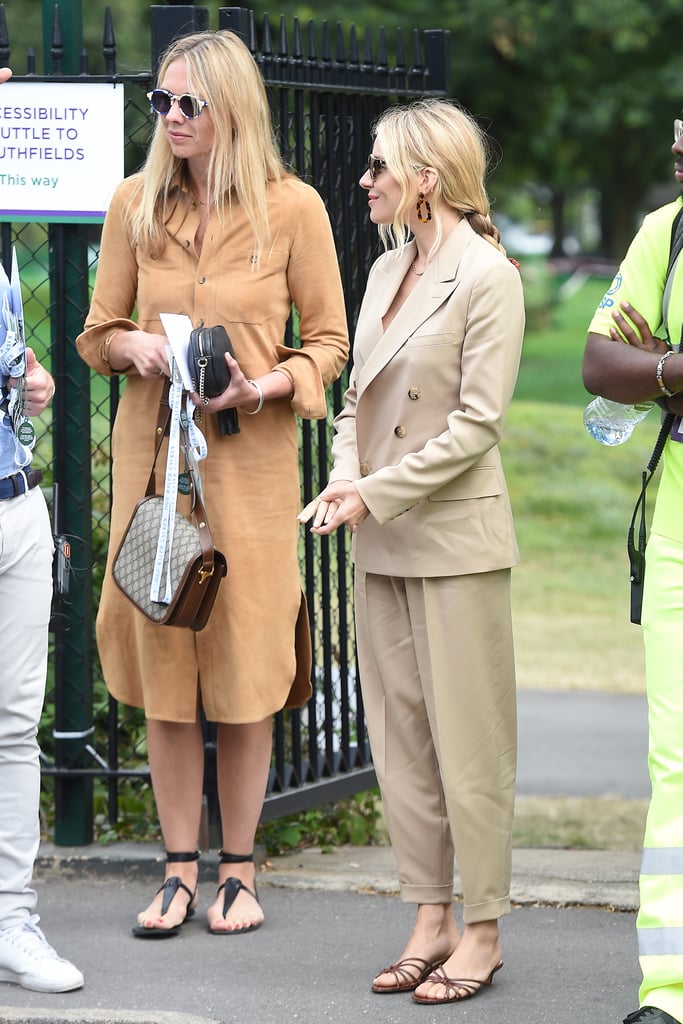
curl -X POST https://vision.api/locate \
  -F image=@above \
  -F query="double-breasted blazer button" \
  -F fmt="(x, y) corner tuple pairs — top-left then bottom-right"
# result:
(359, 461), (371, 477)
(394, 425), (407, 438)
(408, 387), (421, 400)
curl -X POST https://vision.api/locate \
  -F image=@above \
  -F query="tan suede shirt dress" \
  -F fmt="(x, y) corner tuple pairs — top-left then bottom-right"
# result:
(77, 173), (349, 724)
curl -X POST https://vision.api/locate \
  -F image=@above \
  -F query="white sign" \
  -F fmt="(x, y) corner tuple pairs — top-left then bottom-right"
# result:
(0, 81), (125, 223)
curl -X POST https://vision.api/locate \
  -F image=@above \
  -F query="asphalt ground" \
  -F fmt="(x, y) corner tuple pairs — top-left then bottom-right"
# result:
(0, 688), (650, 1024)
(0, 846), (640, 1024)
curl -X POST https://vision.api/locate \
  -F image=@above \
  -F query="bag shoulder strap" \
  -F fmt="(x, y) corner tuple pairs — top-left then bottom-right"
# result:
(628, 448), (666, 626)
(667, 203), (683, 277)
(144, 379), (172, 497)
(662, 203), (683, 332)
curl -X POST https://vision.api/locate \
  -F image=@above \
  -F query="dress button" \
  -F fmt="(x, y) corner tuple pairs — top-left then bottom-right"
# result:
(408, 387), (421, 400)
(183, 240), (190, 248)
(394, 425), (407, 438)
(197, 319), (204, 328)
(198, 276), (206, 284)
(359, 461), (371, 477)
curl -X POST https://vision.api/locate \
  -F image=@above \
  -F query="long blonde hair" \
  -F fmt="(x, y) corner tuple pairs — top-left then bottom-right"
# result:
(128, 30), (284, 261)
(372, 99), (503, 259)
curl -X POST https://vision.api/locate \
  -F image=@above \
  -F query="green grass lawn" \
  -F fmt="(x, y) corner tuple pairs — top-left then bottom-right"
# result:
(512, 275), (609, 406)
(508, 271), (651, 693)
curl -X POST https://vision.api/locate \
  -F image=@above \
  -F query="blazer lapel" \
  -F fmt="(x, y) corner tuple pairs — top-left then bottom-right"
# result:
(357, 220), (475, 399)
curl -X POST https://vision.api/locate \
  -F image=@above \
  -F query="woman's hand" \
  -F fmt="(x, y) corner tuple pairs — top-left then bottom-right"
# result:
(191, 353), (260, 413)
(298, 480), (370, 535)
(610, 302), (669, 354)
(107, 330), (170, 377)
(194, 355), (293, 414)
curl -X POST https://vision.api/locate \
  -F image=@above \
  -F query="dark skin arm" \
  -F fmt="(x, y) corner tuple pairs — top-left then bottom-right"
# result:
(583, 301), (683, 414)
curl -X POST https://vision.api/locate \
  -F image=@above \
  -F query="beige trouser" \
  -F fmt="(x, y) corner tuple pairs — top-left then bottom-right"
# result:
(355, 569), (517, 924)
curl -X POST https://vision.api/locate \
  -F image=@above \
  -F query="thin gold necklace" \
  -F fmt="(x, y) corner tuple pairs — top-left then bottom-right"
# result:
(411, 258), (425, 276)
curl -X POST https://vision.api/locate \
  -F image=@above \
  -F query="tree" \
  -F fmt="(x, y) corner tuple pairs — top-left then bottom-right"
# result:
(250, 0), (683, 257)
(12, 0), (683, 257)
(440, 0), (683, 257)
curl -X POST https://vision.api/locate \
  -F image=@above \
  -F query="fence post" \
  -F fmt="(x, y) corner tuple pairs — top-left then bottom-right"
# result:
(150, 2), (210, 73)
(423, 29), (452, 95)
(41, 0), (82, 71)
(217, 7), (250, 42)
(43, 0), (94, 846)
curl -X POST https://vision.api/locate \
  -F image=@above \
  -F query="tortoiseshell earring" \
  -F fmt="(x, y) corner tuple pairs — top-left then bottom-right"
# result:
(416, 192), (432, 223)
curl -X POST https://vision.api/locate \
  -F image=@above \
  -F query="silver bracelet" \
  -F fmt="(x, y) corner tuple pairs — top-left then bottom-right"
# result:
(243, 379), (264, 414)
(656, 350), (677, 397)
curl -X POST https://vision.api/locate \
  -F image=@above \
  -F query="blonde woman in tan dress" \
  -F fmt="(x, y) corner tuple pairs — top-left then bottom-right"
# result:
(77, 30), (348, 937)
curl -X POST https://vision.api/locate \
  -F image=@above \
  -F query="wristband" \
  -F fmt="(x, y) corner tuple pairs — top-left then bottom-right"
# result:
(656, 350), (677, 398)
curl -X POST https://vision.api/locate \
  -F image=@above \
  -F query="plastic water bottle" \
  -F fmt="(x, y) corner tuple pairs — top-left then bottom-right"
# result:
(583, 396), (654, 446)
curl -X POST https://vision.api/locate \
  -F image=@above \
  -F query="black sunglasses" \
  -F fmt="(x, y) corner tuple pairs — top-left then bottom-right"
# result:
(147, 88), (208, 120)
(367, 154), (387, 181)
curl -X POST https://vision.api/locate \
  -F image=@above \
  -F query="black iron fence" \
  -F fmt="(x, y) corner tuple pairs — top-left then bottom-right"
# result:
(0, 3), (450, 845)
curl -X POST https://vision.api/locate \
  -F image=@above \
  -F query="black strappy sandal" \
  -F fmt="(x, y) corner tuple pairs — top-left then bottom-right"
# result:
(132, 850), (200, 939)
(208, 850), (263, 936)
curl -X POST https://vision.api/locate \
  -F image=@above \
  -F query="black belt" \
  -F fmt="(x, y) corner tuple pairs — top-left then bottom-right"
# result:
(0, 468), (43, 500)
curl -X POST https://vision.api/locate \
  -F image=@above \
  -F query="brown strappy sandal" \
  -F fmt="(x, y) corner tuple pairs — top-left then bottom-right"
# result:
(412, 960), (504, 1004)
(371, 955), (448, 993)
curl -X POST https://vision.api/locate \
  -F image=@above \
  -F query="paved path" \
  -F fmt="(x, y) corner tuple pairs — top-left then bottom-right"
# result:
(0, 688), (650, 1024)
(517, 689), (649, 798)
(0, 867), (639, 1024)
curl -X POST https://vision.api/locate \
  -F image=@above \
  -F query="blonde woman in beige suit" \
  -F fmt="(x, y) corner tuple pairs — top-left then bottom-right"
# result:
(299, 99), (525, 1005)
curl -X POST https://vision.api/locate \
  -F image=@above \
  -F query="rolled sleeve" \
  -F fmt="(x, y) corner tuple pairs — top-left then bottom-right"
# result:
(278, 185), (349, 419)
(76, 179), (141, 376)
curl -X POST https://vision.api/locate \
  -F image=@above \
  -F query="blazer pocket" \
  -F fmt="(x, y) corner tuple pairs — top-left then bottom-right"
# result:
(405, 330), (457, 348)
(428, 466), (502, 501)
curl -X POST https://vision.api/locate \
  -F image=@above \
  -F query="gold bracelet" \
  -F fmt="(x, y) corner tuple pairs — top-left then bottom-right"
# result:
(102, 332), (116, 366)
(243, 379), (264, 415)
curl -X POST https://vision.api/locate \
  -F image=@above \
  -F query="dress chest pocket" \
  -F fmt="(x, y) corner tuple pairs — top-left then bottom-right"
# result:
(214, 248), (289, 326)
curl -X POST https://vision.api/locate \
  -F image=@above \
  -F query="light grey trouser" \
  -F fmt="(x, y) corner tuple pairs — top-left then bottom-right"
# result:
(0, 485), (53, 929)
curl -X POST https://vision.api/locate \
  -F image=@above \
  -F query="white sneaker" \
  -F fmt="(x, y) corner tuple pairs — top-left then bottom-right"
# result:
(0, 914), (84, 992)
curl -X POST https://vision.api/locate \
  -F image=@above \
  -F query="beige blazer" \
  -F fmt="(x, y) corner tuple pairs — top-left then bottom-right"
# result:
(330, 218), (525, 578)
